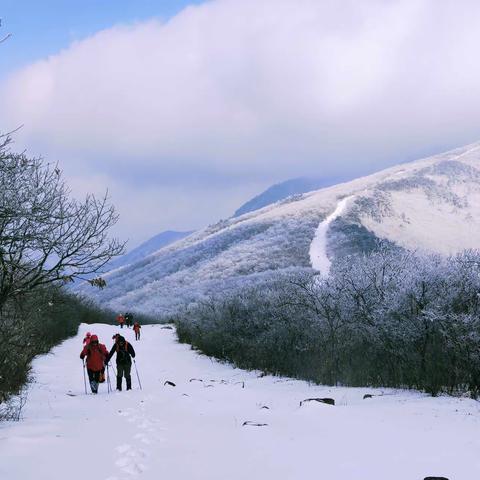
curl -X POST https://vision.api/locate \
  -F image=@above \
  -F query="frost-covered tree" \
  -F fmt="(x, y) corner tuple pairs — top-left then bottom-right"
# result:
(175, 246), (480, 397)
(0, 137), (124, 309)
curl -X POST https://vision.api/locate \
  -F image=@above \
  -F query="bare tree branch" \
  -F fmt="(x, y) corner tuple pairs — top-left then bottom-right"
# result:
(0, 137), (125, 308)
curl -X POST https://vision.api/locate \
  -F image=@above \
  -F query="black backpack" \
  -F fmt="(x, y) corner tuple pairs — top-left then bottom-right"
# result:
(116, 339), (131, 363)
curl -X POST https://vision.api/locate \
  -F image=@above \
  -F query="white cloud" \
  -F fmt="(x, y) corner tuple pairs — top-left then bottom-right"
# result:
(2, 0), (480, 244)
(65, 169), (266, 249)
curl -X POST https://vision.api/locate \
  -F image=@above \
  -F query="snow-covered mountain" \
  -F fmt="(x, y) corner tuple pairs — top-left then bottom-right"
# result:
(78, 142), (480, 315)
(233, 176), (349, 217)
(105, 230), (193, 271)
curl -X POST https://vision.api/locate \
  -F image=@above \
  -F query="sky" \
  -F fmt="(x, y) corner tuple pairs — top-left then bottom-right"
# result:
(2, 0), (480, 250)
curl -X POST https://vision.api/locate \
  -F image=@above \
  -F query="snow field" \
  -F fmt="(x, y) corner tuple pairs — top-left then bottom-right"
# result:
(1, 323), (479, 480)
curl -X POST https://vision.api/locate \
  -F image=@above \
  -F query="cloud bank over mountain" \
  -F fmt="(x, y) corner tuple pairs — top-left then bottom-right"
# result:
(2, 0), (480, 244)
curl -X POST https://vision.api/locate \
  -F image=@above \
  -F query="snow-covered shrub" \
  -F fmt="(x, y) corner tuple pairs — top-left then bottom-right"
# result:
(176, 247), (480, 396)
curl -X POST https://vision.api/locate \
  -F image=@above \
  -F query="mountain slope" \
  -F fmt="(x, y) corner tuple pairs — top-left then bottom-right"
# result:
(106, 230), (193, 271)
(78, 142), (480, 315)
(233, 176), (347, 217)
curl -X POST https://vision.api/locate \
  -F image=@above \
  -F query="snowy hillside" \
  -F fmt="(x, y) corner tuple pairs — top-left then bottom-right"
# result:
(104, 230), (193, 272)
(78, 142), (480, 315)
(1, 323), (477, 480)
(233, 176), (348, 217)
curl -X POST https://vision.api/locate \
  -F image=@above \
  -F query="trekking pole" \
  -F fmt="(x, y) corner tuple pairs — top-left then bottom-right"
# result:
(133, 359), (142, 390)
(82, 359), (87, 395)
(106, 364), (111, 394)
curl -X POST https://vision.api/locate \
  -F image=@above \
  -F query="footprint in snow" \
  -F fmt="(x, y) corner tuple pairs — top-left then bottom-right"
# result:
(115, 444), (147, 476)
(116, 444), (131, 454)
(134, 433), (151, 445)
(115, 456), (146, 476)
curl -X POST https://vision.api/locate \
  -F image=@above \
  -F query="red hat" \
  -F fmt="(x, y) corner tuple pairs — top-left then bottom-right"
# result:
(86, 332), (91, 337)
(90, 334), (99, 342)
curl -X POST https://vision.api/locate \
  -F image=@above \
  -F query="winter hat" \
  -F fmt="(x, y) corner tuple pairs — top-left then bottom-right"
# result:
(90, 334), (99, 342)
(86, 332), (91, 337)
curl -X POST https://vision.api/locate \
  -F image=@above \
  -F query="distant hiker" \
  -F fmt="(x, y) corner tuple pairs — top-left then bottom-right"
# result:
(80, 335), (108, 394)
(83, 331), (92, 346)
(116, 313), (125, 329)
(125, 312), (133, 328)
(133, 322), (141, 341)
(106, 335), (136, 391)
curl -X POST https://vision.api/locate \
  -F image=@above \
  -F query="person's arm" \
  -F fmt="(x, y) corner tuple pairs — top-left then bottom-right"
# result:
(101, 344), (109, 361)
(80, 346), (87, 359)
(105, 344), (116, 364)
(128, 343), (136, 358)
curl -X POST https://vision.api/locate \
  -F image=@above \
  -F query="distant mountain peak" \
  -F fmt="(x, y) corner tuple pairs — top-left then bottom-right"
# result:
(105, 230), (193, 272)
(233, 176), (349, 217)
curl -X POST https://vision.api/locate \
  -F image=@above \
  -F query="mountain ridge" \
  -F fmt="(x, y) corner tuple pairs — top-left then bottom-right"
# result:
(77, 141), (480, 315)
(233, 176), (349, 217)
(105, 230), (193, 272)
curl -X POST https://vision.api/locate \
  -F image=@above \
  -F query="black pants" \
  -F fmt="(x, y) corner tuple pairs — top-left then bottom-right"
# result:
(135, 330), (140, 340)
(87, 369), (101, 393)
(116, 362), (132, 391)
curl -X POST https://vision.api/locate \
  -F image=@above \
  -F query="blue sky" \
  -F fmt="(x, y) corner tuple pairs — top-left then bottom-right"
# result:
(0, 0), (204, 75)
(2, 1), (480, 249)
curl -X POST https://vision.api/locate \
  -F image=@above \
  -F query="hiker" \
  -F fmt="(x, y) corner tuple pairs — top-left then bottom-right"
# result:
(125, 312), (133, 328)
(106, 335), (136, 391)
(133, 321), (141, 341)
(116, 313), (125, 329)
(83, 331), (92, 346)
(80, 335), (108, 394)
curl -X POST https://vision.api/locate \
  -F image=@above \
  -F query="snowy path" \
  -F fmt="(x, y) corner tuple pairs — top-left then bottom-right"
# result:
(309, 195), (354, 275)
(1, 323), (480, 480)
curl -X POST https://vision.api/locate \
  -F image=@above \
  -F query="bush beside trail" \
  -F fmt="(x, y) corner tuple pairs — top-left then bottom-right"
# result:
(175, 247), (480, 397)
(0, 289), (115, 413)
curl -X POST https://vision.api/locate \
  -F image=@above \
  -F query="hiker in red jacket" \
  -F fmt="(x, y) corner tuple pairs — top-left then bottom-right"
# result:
(116, 314), (125, 329)
(133, 322), (141, 341)
(83, 332), (92, 346)
(80, 335), (108, 394)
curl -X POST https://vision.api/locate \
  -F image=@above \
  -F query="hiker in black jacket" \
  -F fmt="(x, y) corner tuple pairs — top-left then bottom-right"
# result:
(105, 335), (136, 391)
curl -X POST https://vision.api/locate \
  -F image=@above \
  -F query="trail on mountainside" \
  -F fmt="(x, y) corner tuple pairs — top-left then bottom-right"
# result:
(309, 196), (354, 275)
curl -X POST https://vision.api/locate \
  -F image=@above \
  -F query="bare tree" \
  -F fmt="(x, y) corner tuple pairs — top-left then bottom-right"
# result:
(0, 18), (12, 44)
(0, 137), (125, 309)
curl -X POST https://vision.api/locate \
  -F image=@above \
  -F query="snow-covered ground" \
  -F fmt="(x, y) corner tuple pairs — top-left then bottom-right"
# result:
(1, 323), (479, 480)
(309, 195), (354, 275)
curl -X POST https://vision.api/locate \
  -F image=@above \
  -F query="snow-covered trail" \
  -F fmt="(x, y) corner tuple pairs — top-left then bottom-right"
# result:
(309, 195), (354, 275)
(1, 323), (480, 480)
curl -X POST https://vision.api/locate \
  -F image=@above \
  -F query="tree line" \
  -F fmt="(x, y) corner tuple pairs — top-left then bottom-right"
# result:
(0, 135), (123, 416)
(175, 246), (480, 397)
